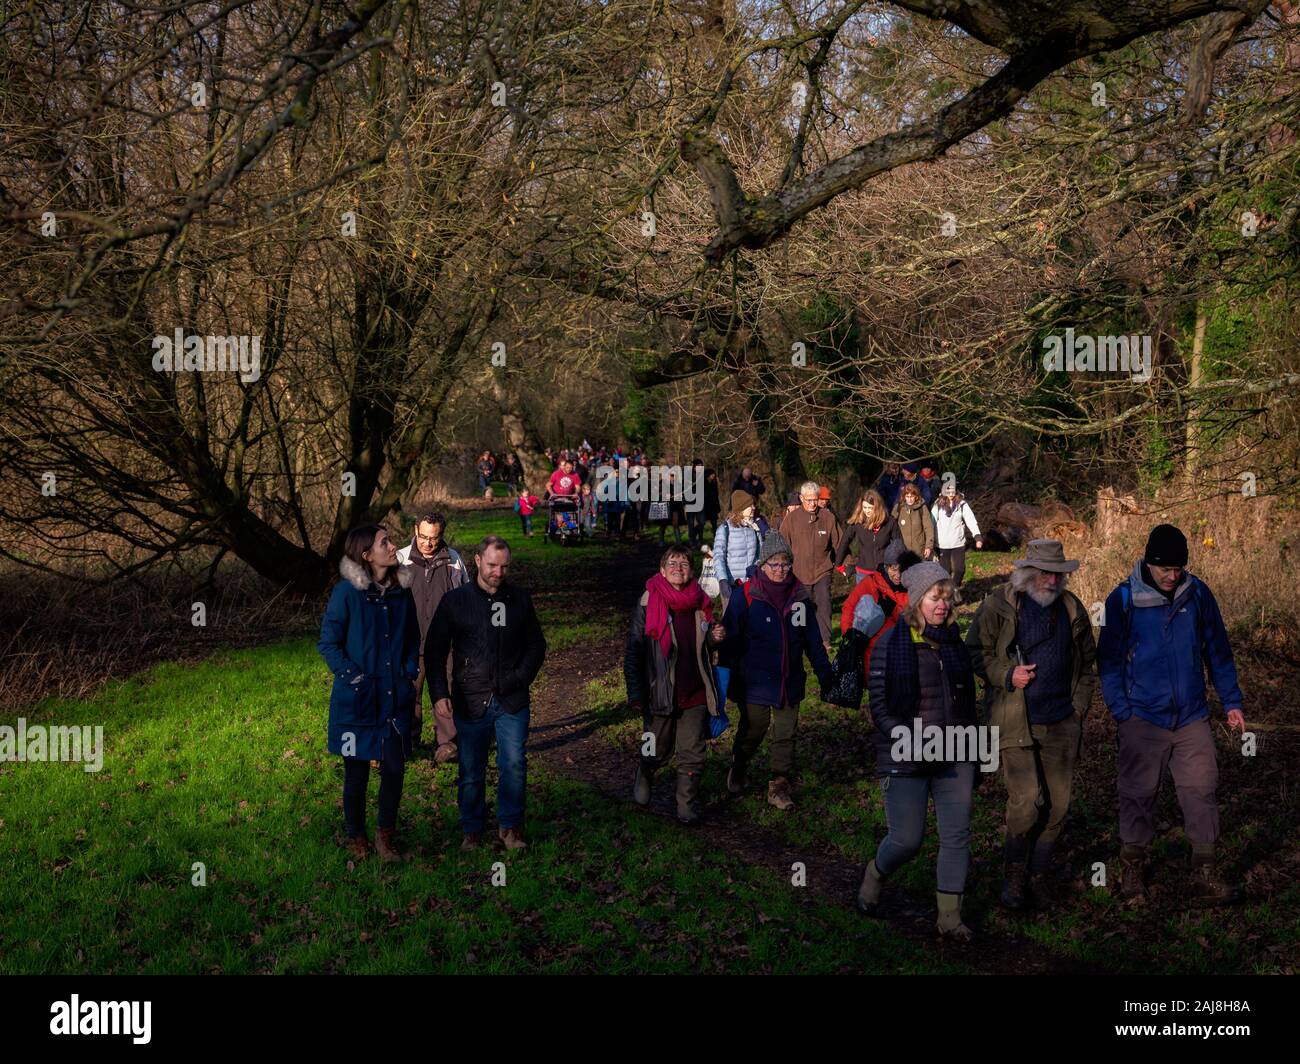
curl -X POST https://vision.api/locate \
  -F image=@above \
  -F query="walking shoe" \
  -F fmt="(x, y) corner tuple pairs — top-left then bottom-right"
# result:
(633, 762), (654, 807)
(1189, 851), (1240, 907)
(345, 835), (371, 862)
(375, 827), (402, 863)
(434, 742), (458, 765)
(936, 891), (973, 941)
(726, 762), (747, 795)
(767, 776), (795, 811)
(1119, 845), (1148, 903)
(856, 859), (884, 916)
(460, 832), (482, 852)
(498, 827), (528, 851)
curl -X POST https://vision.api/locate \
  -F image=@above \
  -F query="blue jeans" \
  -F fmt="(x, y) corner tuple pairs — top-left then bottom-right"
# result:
(456, 698), (529, 833)
(873, 763), (976, 893)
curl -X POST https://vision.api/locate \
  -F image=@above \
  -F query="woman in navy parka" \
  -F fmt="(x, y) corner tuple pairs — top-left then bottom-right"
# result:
(318, 523), (421, 863)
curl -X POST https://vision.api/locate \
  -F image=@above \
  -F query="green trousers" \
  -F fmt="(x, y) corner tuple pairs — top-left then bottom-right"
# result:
(733, 702), (799, 779)
(1000, 710), (1082, 844)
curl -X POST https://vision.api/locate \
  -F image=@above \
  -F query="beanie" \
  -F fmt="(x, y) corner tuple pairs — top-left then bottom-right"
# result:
(730, 489), (755, 513)
(901, 560), (951, 601)
(758, 532), (792, 567)
(1144, 524), (1188, 568)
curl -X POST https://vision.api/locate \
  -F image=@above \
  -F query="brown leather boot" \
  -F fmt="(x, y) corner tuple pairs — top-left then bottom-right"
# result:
(375, 827), (402, 863)
(460, 832), (482, 852)
(1189, 850), (1240, 907)
(767, 776), (795, 811)
(498, 827), (528, 851)
(346, 835), (371, 862)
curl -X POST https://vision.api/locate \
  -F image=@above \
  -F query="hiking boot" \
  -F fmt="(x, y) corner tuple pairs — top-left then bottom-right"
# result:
(856, 859), (885, 916)
(434, 742), (458, 765)
(460, 832), (482, 852)
(498, 827), (528, 851)
(1027, 839), (1059, 910)
(676, 770), (702, 825)
(767, 776), (795, 812)
(1189, 850), (1240, 907)
(1119, 845), (1148, 903)
(375, 827), (402, 863)
(999, 834), (1030, 911)
(633, 762), (654, 807)
(936, 891), (973, 942)
(345, 835), (371, 862)
(726, 762), (747, 795)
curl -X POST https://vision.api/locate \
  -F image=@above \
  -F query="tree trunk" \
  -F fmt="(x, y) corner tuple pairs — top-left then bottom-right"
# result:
(489, 370), (551, 490)
(1185, 304), (1207, 480)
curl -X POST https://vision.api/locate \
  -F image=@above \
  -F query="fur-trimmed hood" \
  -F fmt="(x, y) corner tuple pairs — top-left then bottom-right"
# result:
(339, 554), (414, 591)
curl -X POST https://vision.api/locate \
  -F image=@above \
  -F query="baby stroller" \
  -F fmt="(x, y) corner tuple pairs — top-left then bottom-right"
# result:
(545, 495), (584, 546)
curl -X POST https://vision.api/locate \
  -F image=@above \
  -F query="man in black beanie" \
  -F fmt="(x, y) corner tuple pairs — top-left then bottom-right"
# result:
(1096, 523), (1245, 907)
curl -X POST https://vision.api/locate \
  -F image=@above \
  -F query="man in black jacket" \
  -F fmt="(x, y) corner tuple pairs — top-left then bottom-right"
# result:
(427, 535), (547, 851)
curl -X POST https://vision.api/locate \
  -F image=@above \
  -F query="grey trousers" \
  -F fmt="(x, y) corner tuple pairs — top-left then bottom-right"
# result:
(1117, 716), (1219, 847)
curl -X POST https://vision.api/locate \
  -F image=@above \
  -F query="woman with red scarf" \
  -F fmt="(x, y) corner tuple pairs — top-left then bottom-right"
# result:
(717, 532), (834, 812)
(624, 546), (727, 823)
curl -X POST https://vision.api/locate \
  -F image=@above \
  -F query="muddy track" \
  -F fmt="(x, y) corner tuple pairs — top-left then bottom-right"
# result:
(518, 530), (1101, 975)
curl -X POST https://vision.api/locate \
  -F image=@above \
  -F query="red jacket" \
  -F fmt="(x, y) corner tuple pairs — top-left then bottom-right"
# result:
(839, 570), (909, 674)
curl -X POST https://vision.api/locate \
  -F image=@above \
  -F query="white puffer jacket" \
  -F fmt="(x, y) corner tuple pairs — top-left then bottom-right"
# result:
(931, 499), (981, 550)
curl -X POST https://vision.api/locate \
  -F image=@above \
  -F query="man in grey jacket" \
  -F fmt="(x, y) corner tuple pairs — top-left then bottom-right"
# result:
(398, 513), (467, 761)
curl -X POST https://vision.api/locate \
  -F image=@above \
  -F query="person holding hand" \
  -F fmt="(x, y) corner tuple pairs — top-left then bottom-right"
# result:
(718, 533), (834, 813)
(624, 546), (726, 824)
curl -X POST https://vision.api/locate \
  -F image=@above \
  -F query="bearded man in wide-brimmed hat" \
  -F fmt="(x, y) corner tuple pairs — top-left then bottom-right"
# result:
(966, 539), (1097, 911)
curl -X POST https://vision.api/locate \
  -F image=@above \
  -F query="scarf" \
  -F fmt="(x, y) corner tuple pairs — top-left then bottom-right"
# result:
(884, 620), (973, 721)
(644, 572), (712, 660)
(750, 568), (799, 616)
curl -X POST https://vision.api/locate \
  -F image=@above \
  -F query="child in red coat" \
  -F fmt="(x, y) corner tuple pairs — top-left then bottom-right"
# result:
(515, 486), (540, 537)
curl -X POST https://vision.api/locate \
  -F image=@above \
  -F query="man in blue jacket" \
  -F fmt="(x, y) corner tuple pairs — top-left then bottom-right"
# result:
(1097, 524), (1244, 907)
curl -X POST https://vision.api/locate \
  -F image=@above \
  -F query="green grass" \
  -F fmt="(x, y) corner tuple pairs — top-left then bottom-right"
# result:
(0, 510), (965, 974)
(6, 522), (1292, 974)
(575, 552), (1300, 975)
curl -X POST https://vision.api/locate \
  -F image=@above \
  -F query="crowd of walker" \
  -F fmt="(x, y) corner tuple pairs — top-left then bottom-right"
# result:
(318, 444), (1248, 943)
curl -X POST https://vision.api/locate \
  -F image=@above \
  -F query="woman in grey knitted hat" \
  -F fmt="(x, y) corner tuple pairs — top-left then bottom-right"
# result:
(716, 532), (834, 812)
(856, 560), (981, 941)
